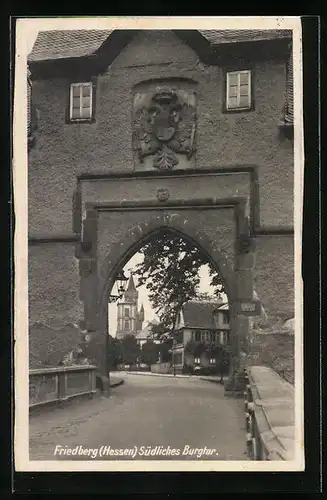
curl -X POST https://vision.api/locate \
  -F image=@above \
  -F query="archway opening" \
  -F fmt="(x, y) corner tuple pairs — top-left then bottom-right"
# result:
(106, 227), (231, 377)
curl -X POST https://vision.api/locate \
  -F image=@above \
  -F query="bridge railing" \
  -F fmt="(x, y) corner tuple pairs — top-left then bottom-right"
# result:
(244, 365), (295, 460)
(29, 364), (97, 409)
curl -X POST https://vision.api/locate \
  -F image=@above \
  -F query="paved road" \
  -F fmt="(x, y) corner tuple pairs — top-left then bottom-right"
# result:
(29, 373), (247, 461)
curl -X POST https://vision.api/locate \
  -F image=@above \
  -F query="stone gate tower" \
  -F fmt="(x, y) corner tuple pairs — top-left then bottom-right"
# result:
(27, 28), (295, 394)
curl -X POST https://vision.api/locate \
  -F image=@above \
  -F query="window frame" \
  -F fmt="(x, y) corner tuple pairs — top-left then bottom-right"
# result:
(66, 79), (96, 124)
(223, 67), (255, 113)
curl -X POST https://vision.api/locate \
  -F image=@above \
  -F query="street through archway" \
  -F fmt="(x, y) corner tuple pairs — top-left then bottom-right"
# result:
(29, 374), (247, 461)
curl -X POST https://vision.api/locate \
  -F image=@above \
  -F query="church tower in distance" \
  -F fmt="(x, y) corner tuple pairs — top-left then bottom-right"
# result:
(116, 274), (144, 339)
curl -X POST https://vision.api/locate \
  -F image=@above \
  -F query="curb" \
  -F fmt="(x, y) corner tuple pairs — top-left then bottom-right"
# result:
(110, 379), (125, 388)
(123, 371), (192, 379)
(199, 377), (224, 385)
(122, 371), (225, 382)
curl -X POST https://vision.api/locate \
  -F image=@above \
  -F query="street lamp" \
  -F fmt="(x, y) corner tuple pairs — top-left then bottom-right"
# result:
(108, 270), (128, 303)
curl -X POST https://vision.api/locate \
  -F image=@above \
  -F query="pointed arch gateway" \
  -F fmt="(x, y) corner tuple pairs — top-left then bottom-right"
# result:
(77, 198), (256, 395)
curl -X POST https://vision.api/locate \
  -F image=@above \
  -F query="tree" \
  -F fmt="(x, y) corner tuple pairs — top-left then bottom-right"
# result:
(185, 339), (207, 358)
(107, 335), (123, 370)
(206, 342), (231, 380)
(140, 340), (159, 369)
(148, 321), (170, 340)
(121, 334), (141, 367)
(193, 291), (223, 302)
(157, 338), (173, 363)
(133, 229), (225, 329)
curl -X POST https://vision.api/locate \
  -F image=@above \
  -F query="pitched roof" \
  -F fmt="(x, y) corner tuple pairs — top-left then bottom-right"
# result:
(216, 302), (229, 310)
(135, 324), (151, 339)
(28, 29), (292, 63)
(181, 300), (223, 329)
(199, 29), (292, 45)
(28, 29), (112, 62)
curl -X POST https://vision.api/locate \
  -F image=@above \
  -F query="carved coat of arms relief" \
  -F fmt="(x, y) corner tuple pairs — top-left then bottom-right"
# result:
(133, 87), (197, 171)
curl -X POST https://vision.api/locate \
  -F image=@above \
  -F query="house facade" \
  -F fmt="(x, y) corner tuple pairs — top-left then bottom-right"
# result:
(172, 300), (231, 372)
(27, 29), (294, 387)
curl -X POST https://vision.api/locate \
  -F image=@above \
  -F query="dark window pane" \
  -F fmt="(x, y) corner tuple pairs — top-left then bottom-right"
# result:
(82, 85), (92, 97)
(240, 84), (249, 96)
(80, 107), (92, 119)
(81, 97), (91, 109)
(229, 85), (238, 98)
(228, 97), (238, 108)
(71, 108), (80, 119)
(72, 86), (80, 97)
(239, 95), (250, 107)
(228, 73), (238, 85)
(240, 72), (250, 85)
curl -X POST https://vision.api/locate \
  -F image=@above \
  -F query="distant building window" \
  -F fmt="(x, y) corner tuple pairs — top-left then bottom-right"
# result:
(220, 331), (229, 345)
(175, 331), (183, 344)
(194, 357), (201, 364)
(222, 313), (229, 325)
(209, 358), (216, 364)
(226, 70), (252, 111)
(69, 82), (94, 121)
(124, 308), (130, 318)
(193, 331), (201, 342)
(124, 320), (130, 330)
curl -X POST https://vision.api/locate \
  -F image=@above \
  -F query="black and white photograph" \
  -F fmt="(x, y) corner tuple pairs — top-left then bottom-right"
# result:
(14, 16), (304, 472)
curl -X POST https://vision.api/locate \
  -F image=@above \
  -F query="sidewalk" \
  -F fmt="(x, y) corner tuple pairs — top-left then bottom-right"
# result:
(121, 370), (224, 384)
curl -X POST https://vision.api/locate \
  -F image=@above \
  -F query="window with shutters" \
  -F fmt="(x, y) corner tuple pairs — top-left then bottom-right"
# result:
(225, 70), (252, 111)
(69, 82), (95, 122)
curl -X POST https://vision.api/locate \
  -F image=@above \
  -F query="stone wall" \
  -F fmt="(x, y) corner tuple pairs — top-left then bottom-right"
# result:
(151, 362), (172, 374)
(254, 235), (294, 322)
(248, 322), (295, 385)
(29, 365), (97, 408)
